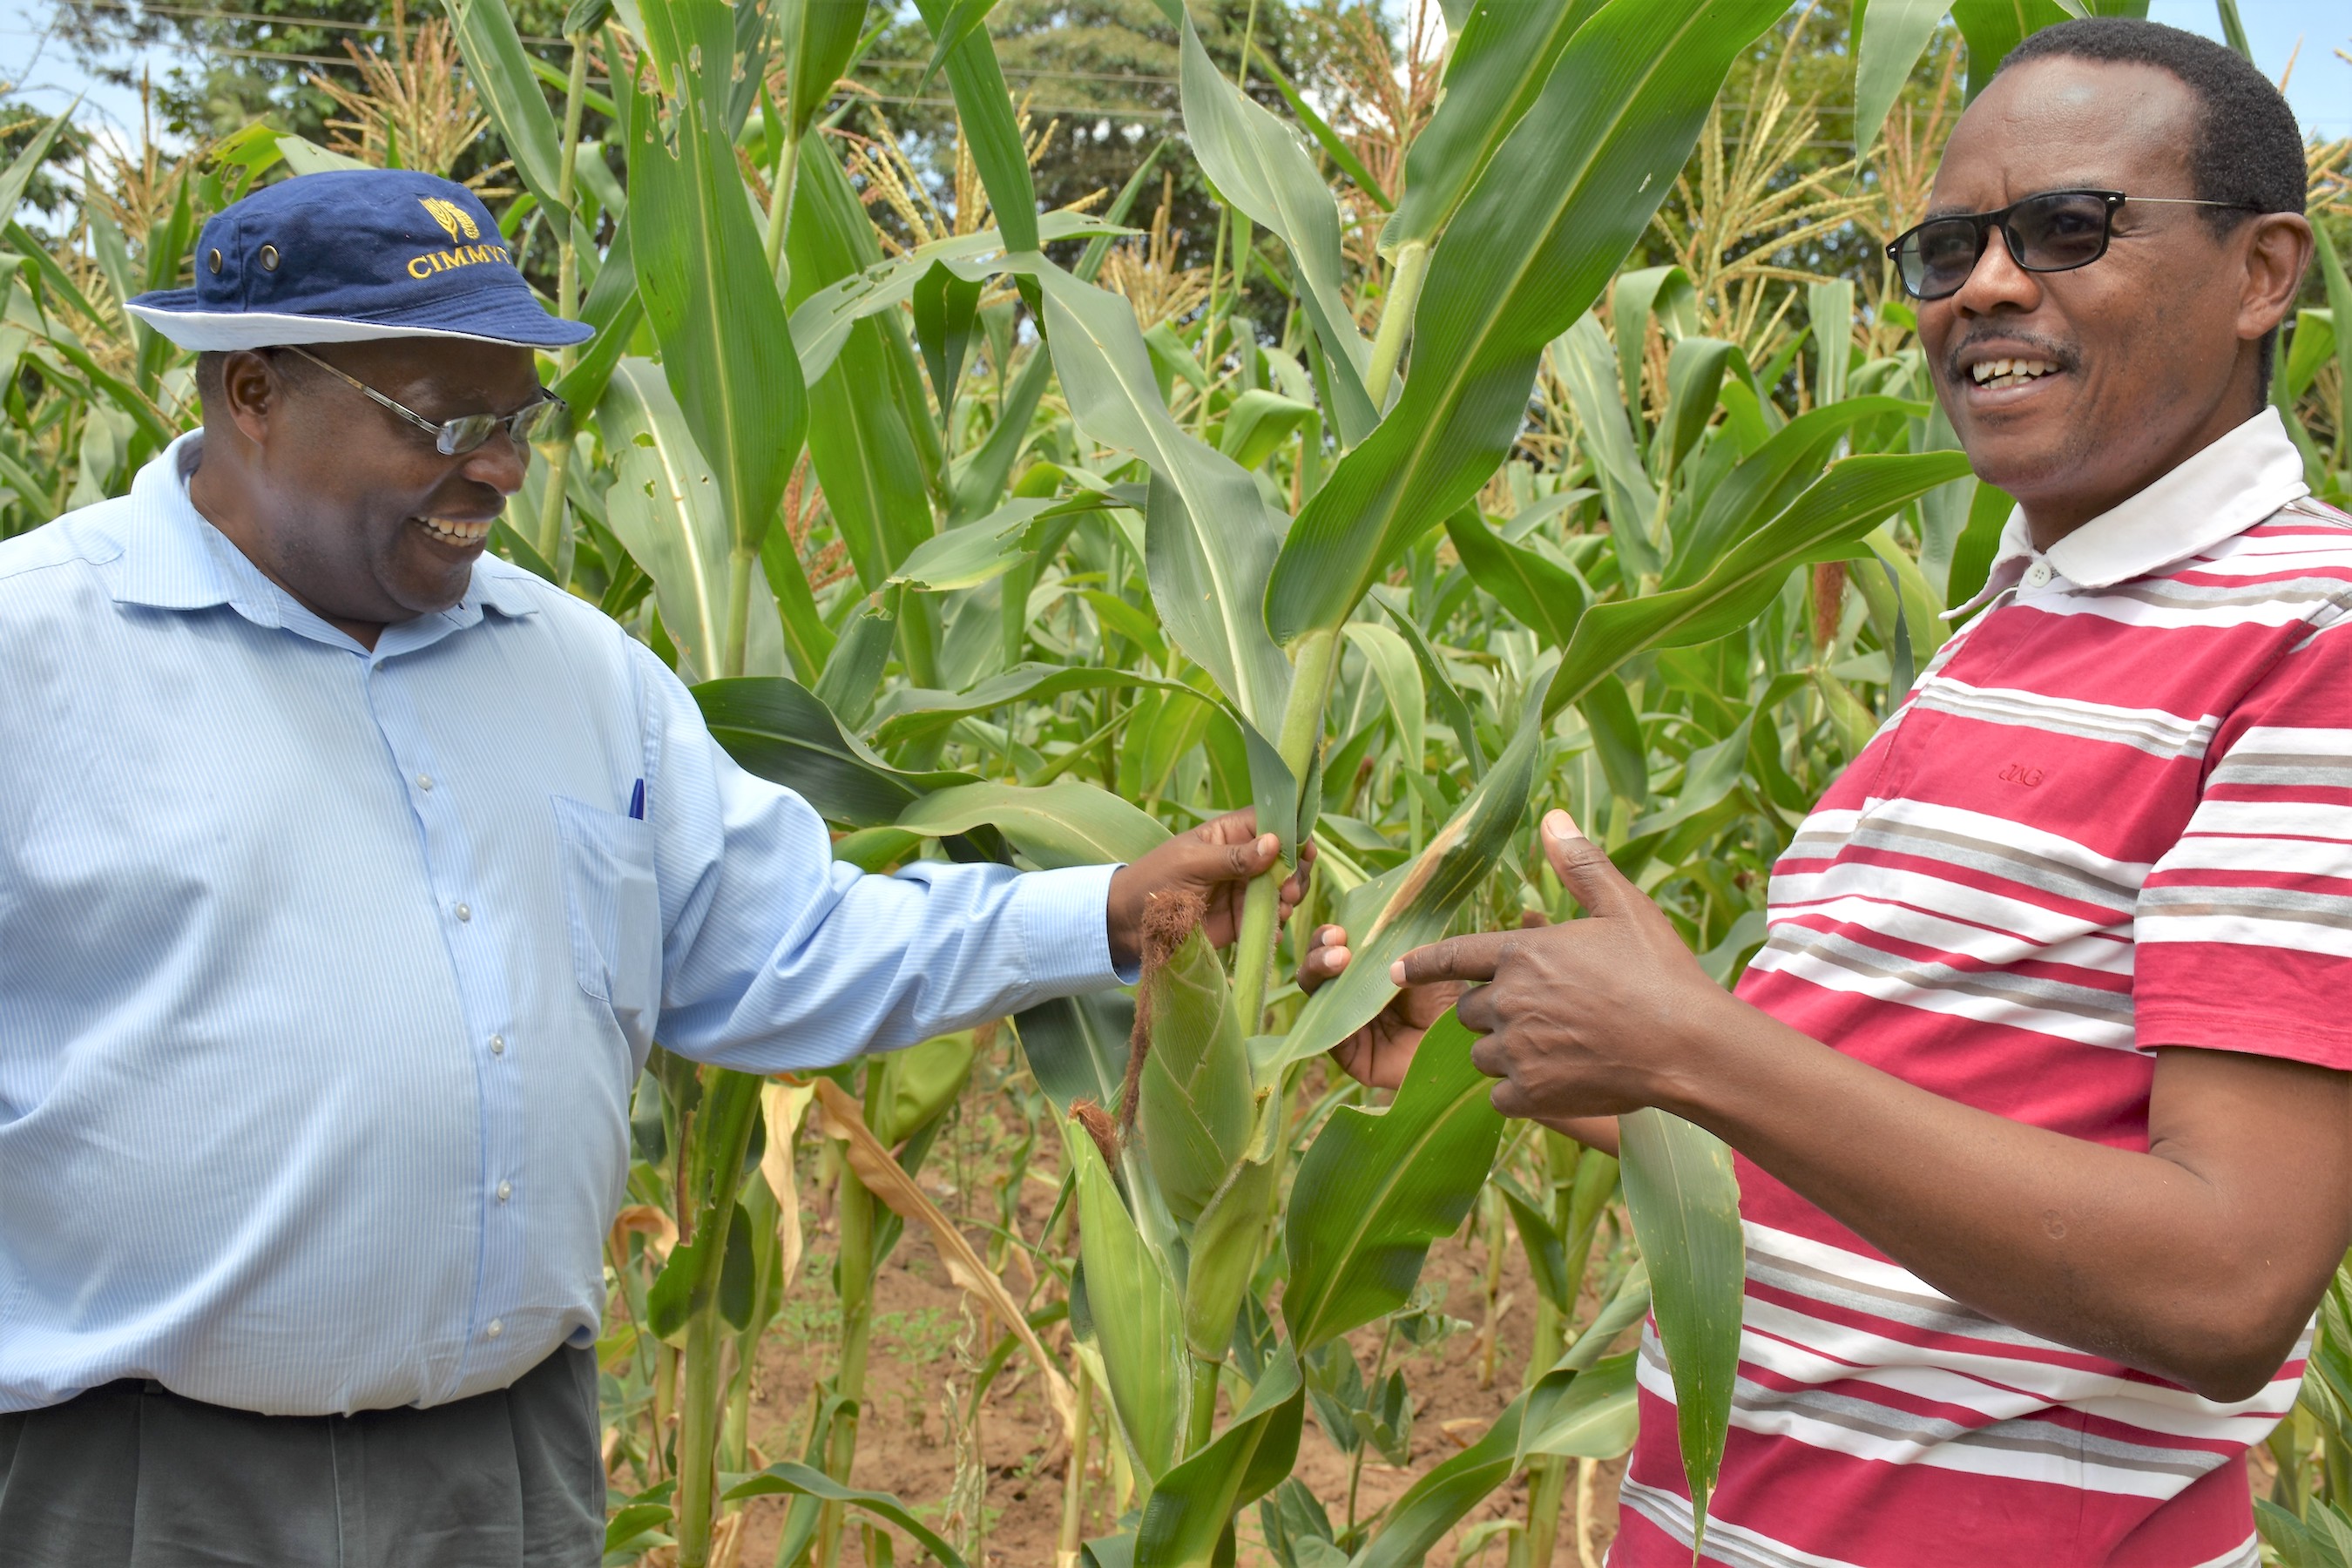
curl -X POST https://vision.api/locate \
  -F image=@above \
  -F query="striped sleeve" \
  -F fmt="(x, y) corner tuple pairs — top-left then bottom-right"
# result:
(2135, 614), (2352, 1065)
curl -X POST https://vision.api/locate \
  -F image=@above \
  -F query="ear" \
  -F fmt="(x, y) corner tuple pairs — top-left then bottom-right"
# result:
(2237, 212), (2313, 345)
(215, 349), (287, 449)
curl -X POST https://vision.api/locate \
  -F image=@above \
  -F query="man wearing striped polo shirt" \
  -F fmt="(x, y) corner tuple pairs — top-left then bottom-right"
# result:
(1309, 18), (2341, 1565)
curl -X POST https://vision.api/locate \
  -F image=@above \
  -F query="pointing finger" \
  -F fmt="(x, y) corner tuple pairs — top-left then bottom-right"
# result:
(1541, 810), (1639, 920)
(1391, 932), (1516, 988)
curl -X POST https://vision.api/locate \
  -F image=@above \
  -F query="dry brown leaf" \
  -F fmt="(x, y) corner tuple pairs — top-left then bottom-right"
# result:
(612, 1203), (679, 1260)
(808, 1077), (1078, 1438)
(759, 1079), (815, 1296)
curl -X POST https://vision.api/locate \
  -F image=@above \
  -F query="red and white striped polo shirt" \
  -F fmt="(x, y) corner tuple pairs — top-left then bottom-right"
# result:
(1613, 409), (2349, 1568)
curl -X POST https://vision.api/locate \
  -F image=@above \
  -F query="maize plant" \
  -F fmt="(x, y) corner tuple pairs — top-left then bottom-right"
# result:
(8, 2), (2350, 1565)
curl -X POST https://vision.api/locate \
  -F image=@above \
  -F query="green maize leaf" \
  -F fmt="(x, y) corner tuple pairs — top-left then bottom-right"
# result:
(778, 0), (868, 139)
(2283, 308), (2335, 404)
(551, 216), (642, 417)
(1345, 1390), (1524, 1568)
(1014, 991), (1132, 1117)
(911, 0), (1037, 254)
(1666, 395), (1924, 590)
(1342, 621), (1425, 770)
(1249, 55), (1390, 212)
(812, 605), (895, 730)
(2315, 231), (2352, 438)
(628, 1), (806, 562)
(1138, 926), (1255, 1226)
(793, 213), (1119, 383)
(1444, 507), (1587, 650)
(2258, 1497), (2352, 1568)
(787, 135), (936, 589)
(1179, 15), (1376, 443)
(1014, 258), (1292, 731)
(2213, 0), (2253, 58)
(726, 1463), (971, 1567)
(1618, 1105), (1745, 1545)
(896, 780), (1170, 868)
(889, 497), (1067, 591)
(1069, 1113), (1189, 1483)
(1853, 0), (1947, 161)
(760, 527), (835, 686)
(1559, 1257), (1654, 1374)
(915, 0), (999, 91)
(1283, 1010), (1506, 1350)
(1181, 1152), (1279, 1361)
(1517, 1350), (1639, 1462)
(645, 1197), (754, 1340)
(1545, 449), (1974, 720)
(598, 360), (791, 679)
(868, 661), (1196, 747)
(273, 133), (370, 177)
(1265, 0), (1788, 651)
(912, 258), (984, 422)
(693, 675), (977, 828)
(1380, 0), (1603, 255)
(1810, 280), (1855, 409)
(1273, 720), (1538, 1071)
(875, 1030), (978, 1145)
(1553, 314), (1662, 578)
(1655, 336), (1735, 478)
(1578, 672), (1651, 808)
(1083, 1533), (1139, 1568)
(449, 0), (566, 213)
(950, 149), (1163, 522)
(1369, 590), (1483, 779)
(0, 111), (71, 236)
(1612, 266), (1698, 421)
(1494, 1172), (1572, 1315)
(1219, 389), (1318, 472)
(1950, 0), (2078, 99)
(1134, 1347), (1306, 1567)
(1348, 1267), (1648, 1568)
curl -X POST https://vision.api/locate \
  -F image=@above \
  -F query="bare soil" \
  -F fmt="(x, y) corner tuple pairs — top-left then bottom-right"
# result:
(723, 1152), (1626, 1568)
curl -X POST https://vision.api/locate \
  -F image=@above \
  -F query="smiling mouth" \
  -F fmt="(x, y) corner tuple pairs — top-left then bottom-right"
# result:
(1969, 356), (2061, 391)
(413, 516), (493, 548)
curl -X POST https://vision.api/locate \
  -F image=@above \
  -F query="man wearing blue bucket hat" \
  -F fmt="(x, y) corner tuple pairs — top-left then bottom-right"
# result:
(0, 168), (1306, 1565)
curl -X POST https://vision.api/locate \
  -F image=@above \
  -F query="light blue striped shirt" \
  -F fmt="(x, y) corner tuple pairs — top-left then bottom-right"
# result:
(0, 434), (1124, 1416)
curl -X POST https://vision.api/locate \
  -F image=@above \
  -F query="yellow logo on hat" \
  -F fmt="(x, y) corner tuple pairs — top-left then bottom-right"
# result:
(419, 196), (479, 242)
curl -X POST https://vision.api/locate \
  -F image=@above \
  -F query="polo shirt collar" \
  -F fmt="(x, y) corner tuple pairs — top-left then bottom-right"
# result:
(1950, 406), (2309, 616)
(93, 430), (541, 631)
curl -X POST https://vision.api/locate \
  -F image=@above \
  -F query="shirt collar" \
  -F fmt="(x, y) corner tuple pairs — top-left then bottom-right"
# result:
(1948, 406), (2309, 617)
(89, 430), (542, 631)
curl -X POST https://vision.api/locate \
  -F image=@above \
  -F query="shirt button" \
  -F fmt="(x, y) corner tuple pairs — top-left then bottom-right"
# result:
(490, 1034), (506, 1056)
(2022, 560), (2053, 588)
(416, 774), (434, 792)
(485, 1319), (503, 1340)
(497, 1180), (513, 1203)
(455, 902), (472, 923)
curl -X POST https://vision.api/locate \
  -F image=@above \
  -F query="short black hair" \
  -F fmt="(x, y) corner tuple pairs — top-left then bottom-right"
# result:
(1997, 17), (2307, 391)
(193, 345), (314, 418)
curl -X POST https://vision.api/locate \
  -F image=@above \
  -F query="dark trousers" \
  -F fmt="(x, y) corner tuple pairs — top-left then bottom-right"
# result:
(0, 1346), (602, 1568)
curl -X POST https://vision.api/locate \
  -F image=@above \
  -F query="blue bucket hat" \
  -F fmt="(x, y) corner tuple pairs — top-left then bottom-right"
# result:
(127, 168), (593, 351)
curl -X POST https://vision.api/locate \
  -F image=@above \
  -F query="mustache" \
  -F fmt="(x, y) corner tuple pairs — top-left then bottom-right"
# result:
(1943, 328), (2077, 382)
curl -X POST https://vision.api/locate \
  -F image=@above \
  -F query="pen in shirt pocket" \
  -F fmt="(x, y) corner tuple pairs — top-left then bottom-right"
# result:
(628, 778), (645, 820)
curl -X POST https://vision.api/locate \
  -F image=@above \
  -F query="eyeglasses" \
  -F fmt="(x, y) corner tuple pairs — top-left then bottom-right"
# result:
(1886, 189), (2261, 302)
(279, 345), (564, 456)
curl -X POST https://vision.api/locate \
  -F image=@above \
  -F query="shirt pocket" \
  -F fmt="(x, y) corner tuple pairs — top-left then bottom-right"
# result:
(551, 795), (663, 1060)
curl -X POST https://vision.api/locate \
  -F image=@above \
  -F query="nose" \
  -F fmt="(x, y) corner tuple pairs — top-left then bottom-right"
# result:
(462, 424), (531, 495)
(1948, 223), (2043, 317)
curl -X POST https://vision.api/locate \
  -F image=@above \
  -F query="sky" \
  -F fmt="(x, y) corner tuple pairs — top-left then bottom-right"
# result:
(3, 0), (2348, 155)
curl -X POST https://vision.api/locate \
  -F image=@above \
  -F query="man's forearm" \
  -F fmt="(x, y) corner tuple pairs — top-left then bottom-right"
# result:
(1660, 1003), (2345, 1401)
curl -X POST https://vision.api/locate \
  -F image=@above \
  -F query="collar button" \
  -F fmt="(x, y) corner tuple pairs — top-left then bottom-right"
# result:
(2023, 561), (2054, 588)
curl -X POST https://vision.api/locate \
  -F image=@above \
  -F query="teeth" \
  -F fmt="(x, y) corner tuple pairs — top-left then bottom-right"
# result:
(1970, 356), (2058, 387)
(417, 517), (491, 544)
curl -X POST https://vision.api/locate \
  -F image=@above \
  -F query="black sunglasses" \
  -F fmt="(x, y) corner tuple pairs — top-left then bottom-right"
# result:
(1886, 189), (2261, 302)
(280, 345), (564, 456)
